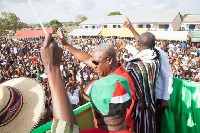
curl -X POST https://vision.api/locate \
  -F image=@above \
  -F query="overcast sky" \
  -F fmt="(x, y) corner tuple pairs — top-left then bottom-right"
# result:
(0, 0), (199, 24)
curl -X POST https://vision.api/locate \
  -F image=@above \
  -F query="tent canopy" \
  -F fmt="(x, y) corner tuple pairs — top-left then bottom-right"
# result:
(100, 28), (148, 37)
(68, 28), (148, 37)
(149, 31), (189, 41)
(15, 28), (54, 38)
(68, 29), (102, 36)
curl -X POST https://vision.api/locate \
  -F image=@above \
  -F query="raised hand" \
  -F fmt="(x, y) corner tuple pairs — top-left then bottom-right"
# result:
(124, 16), (140, 42)
(41, 33), (63, 73)
(124, 16), (133, 29)
(57, 28), (68, 46)
(118, 39), (128, 48)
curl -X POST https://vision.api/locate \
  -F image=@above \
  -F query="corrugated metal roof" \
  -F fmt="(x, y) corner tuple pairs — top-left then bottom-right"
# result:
(183, 15), (200, 23)
(80, 12), (180, 25)
(15, 28), (54, 38)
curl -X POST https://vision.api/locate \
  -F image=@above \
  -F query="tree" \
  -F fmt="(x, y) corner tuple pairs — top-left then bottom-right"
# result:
(75, 15), (87, 23)
(73, 22), (80, 26)
(108, 11), (122, 16)
(49, 19), (62, 31)
(0, 12), (27, 33)
(67, 21), (74, 26)
(181, 14), (191, 20)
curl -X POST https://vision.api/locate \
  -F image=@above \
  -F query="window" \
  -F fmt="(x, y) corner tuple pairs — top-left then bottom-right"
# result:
(92, 26), (95, 29)
(146, 24), (151, 29)
(85, 26), (88, 29)
(113, 25), (116, 28)
(139, 25), (143, 28)
(118, 25), (121, 28)
(104, 25), (107, 28)
(189, 25), (195, 30)
(159, 25), (169, 30)
(159, 25), (169, 29)
(189, 25), (195, 32)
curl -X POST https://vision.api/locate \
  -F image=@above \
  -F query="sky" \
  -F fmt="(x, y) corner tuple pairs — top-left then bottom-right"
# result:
(0, 0), (199, 24)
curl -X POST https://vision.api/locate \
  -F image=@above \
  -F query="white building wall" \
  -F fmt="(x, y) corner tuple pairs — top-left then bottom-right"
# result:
(184, 24), (200, 31)
(99, 25), (104, 28)
(196, 24), (200, 30)
(151, 24), (160, 30)
(172, 14), (182, 31)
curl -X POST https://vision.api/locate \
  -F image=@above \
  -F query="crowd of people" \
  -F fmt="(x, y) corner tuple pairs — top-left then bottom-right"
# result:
(0, 31), (200, 129)
(155, 40), (200, 82)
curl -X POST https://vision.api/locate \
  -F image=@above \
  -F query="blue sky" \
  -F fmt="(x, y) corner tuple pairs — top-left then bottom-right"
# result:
(0, 0), (199, 24)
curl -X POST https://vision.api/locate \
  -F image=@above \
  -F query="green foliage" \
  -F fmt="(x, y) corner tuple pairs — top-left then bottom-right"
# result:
(0, 12), (27, 33)
(49, 19), (62, 31)
(63, 21), (82, 27)
(181, 14), (191, 20)
(108, 11), (122, 16)
(44, 23), (50, 28)
(73, 22), (80, 26)
(67, 21), (74, 26)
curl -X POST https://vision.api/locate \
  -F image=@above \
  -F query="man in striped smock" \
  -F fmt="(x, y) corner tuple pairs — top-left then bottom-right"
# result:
(123, 17), (161, 133)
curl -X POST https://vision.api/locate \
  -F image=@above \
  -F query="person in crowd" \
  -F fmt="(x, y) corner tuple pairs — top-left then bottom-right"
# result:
(181, 41), (186, 54)
(66, 82), (80, 110)
(184, 70), (193, 80)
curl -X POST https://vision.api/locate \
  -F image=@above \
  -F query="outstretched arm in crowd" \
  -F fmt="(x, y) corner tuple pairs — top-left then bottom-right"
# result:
(41, 33), (76, 125)
(124, 16), (140, 43)
(57, 28), (94, 68)
(117, 16), (140, 57)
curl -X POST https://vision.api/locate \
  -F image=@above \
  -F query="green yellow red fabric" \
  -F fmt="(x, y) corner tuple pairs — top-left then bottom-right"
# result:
(84, 64), (135, 130)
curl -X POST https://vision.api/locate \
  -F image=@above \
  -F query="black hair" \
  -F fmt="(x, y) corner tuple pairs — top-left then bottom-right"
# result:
(139, 32), (156, 49)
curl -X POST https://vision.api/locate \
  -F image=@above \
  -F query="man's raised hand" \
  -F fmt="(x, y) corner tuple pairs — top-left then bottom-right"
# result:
(57, 28), (68, 46)
(124, 16), (132, 29)
(41, 33), (63, 73)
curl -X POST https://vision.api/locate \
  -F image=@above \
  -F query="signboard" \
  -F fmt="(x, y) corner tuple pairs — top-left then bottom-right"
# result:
(191, 37), (200, 42)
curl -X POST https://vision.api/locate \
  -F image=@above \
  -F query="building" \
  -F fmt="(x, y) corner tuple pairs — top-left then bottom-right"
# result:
(79, 12), (182, 31)
(182, 15), (200, 32)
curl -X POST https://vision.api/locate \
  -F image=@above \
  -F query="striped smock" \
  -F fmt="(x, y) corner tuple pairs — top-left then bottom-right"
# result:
(127, 49), (161, 133)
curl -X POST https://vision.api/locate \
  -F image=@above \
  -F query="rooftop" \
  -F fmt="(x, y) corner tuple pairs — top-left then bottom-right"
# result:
(183, 15), (200, 23)
(80, 12), (181, 25)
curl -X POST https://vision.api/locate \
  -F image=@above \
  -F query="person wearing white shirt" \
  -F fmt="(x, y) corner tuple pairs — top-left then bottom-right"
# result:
(67, 87), (79, 110)
(10, 47), (15, 55)
(155, 47), (173, 100)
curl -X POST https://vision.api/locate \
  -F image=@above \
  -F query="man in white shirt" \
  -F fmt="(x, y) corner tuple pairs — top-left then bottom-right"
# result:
(154, 47), (173, 133)
(67, 87), (79, 110)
